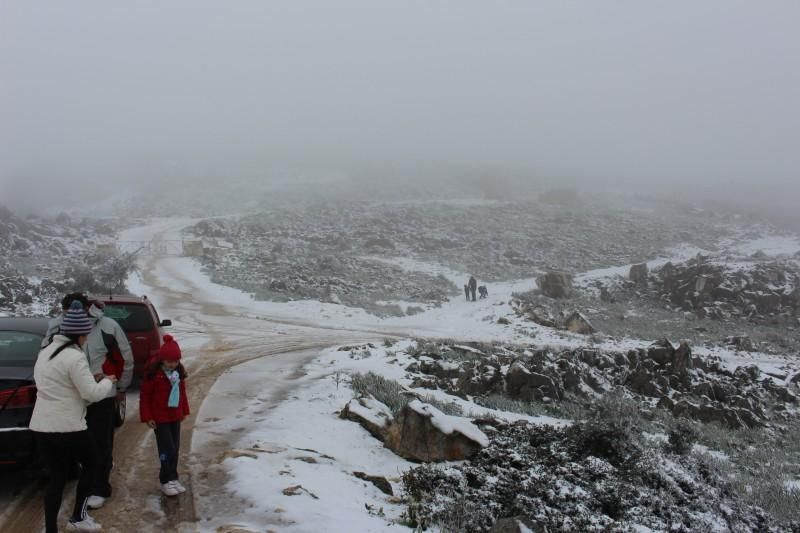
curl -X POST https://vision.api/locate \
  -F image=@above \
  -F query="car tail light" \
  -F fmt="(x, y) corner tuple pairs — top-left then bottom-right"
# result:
(0, 385), (37, 409)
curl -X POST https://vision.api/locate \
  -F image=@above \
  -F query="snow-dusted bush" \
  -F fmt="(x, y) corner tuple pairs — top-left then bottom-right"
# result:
(64, 251), (138, 295)
(350, 371), (463, 416)
(351, 372), (408, 414)
(402, 418), (777, 532)
(575, 390), (645, 471)
(476, 394), (584, 421)
(667, 418), (699, 455)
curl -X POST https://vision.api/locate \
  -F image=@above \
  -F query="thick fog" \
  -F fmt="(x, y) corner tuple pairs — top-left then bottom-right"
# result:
(1, 1), (798, 212)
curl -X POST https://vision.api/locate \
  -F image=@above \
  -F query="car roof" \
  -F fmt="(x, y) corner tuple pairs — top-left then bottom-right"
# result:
(0, 317), (50, 335)
(93, 295), (152, 305)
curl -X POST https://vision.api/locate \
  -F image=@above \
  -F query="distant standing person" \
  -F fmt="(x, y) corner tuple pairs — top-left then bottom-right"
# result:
(464, 284), (470, 301)
(140, 335), (190, 497)
(29, 301), (117, 533)
(468, 276), (477, 302)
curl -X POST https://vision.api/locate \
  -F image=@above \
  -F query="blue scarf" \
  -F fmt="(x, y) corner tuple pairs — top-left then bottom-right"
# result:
(164, 368), (180, 408)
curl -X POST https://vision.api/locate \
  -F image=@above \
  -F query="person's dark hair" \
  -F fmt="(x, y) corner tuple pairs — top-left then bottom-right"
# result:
(144, 358), (187, 380)
(49, 333), (83, 360)
(61, 292), (90, 311)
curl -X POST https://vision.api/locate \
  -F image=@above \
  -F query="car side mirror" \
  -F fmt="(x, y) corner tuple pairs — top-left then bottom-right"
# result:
(160, 319), (172, 327)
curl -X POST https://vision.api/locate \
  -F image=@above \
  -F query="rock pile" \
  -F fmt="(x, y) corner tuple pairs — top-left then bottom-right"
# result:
(627, 256), (800, 322)
(401, 340), (797, 429)
(341, 397), (488, 462)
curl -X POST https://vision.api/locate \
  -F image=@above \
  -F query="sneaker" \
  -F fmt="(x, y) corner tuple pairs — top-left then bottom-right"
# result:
(170, 480), (187, 493)
(86, 495), (105, 509)
(66, 515), (102, 532)
(161, 482), (179, 496)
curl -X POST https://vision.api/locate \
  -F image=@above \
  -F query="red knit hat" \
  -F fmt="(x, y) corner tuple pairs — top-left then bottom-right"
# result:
(159, 335), (182, 361)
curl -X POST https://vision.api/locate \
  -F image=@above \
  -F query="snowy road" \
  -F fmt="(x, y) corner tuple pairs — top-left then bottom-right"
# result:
(0, 220), (384, 533)
(4, 218), (795, 532)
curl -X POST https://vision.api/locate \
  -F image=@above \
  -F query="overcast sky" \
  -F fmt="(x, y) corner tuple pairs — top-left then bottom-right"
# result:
(1, 1), (798, 208)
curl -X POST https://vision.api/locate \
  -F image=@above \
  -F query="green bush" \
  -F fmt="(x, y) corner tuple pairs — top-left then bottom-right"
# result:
(571, 390), (643, 470)
(667, 418), (699, 455)
(350, 372), (408, 414)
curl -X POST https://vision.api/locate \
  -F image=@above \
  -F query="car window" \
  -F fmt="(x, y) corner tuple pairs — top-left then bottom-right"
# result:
(103, 304), (155, 333)
(0, 331), (43, 365)
(150, 304), (161, 325)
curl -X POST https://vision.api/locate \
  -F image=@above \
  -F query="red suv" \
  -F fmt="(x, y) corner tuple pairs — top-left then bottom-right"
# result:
(95, 295), (172, 381)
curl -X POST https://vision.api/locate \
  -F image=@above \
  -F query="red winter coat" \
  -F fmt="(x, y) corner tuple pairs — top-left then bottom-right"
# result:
(140, 370), (190, 424)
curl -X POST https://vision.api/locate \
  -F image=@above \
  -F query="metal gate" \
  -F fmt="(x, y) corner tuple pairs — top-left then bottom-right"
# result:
(114, 240), (186, 257)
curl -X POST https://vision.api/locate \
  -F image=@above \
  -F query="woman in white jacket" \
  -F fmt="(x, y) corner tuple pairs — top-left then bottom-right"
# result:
(29, 301), (117, 533)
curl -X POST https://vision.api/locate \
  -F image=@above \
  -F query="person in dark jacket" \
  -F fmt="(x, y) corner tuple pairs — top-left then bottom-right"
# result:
(83, 300), (133, 509)
(139, 335), (190, 497)
(468, 276), (477, 302)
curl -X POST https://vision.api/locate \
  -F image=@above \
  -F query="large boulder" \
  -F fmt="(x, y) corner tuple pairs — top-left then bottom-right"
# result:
(789, 287), (800, 309)
(670, 341), (693, 376)
(526, 307), (557, 328)
(647, 339), (675, 366)
(734, 364), (761, 383)
(457, 362), (503, 397)
(725, 335), (755, 352)
(626, 367), (660, 397)
(692, 381), (716, 400)
(340, 396), (395, 441)
(564, 311), (595, 334)
(672, 399), (761, 429)
(418, 357), (462, 380)
(506, 361), (561, 401)
(629, 263), (649, 284)
(536, 271), (573, 299)
(383, 400), (488, 462)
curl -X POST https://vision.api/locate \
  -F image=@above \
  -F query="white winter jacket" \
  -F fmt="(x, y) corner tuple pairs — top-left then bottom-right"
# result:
(29, 335), (115, 433)
(42, 309), (133, 397)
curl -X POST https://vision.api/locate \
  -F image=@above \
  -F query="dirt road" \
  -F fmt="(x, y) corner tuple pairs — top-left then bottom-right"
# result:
(0, 226), (386, 533)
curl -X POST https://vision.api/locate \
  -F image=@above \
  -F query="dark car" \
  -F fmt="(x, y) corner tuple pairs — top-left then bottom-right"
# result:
(0, 318), (48, 468)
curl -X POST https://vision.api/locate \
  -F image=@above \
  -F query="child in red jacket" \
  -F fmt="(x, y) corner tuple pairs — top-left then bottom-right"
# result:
(140, 335), (190, 497)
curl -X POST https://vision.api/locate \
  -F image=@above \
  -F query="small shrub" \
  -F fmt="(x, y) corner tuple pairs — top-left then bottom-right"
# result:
(667, 418), (699, 455)
(571, 391), (643, 470)
(477, 394), (584, 421)
(350, 372), (408, 414)
(421, 394), (463, 416)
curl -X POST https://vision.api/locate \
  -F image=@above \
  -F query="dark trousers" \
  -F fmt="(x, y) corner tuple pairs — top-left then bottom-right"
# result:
(85, 397), (115, 497)
(154, 422), (181, 484)
(36, 431), (97, 533)
(470, 286), (476, 301)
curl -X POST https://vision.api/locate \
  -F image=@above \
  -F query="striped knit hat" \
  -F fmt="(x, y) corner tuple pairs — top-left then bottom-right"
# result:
(60, 300), (93, 336)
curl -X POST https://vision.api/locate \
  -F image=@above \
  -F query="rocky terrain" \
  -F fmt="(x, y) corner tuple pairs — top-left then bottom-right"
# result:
(337, 339), (800, 531)
(512, 241), (800, 357)
(0, 205), (134, 316)
(185, 199), (753, 316)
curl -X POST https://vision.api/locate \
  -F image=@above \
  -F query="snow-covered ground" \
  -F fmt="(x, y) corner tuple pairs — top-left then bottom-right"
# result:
(119, 217), (800, 531)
